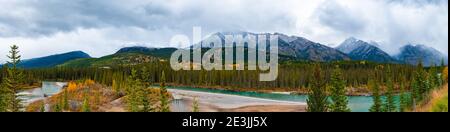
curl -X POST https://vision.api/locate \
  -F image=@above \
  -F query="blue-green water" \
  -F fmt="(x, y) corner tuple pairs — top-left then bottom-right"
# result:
(168, 86), (398, 112)
(19, 82), (67, 105)
(22, 82), (394, 112)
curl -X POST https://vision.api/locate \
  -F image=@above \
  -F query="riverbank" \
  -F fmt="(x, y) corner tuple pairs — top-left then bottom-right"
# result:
(20, 82), (42, 90)
(415, 84), (448, 112)
(97, 89), (307, 112)
(166, 83), (374, 96)
(24, 81), (374, 112)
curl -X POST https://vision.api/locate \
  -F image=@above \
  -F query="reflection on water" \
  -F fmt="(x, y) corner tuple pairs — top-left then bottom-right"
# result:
(171, 99), (188, 112)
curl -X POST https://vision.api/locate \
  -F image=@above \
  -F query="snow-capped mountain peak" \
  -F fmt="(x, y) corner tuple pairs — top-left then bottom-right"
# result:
(336, 37), (367, 54)
(337, 37), (397, 63)
(396, 44), (448, 66)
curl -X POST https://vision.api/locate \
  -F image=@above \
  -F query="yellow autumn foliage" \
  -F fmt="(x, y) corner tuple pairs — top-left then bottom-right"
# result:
(84, 79), (95, 86)
(67, 82), (78, 92)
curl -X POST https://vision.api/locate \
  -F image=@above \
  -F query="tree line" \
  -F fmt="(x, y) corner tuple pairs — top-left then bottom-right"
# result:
(21, 61), (432, 93)
(1, 44), (447, 112)
(306, 60), (447, 112)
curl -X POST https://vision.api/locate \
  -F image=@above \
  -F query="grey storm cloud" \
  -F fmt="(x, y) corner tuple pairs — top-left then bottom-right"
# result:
(0, 0), (296, 37)
(315, 0), (367, 34)
(311, 0), (448, 55)
(387, 0), (448, 6)
(0, 0), (174, 37)
(0, 0), (447, 62)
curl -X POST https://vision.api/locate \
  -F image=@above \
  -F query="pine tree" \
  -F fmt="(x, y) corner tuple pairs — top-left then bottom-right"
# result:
(399, 82), (409, 112)
(112, 79), (119, 95)
(141, 89), (152, 112)
(126, 69), (142, 112)
(384, 78), (396, 112)
(62, 89), (69, 110)
(0, 68), (11, 112)
(4, 45), (25, 112)
(383, 66), (397, 112)
(424, 74), (432, 97)
(159, 71), (171, 112)
(81, 97), (91, 112)
(443, 67), (448, 84)
(53, 103), (62, 112)
(413, 61), (427, 102)
(410, 78), (419, 111)
(307, 64), (329, 112)
(192, 97), (199, 112)
(428, 65), (439, 89)
(94, 90), (100, 107)
(140, 68), (152, 112)
(369, 79), (382, 112)
(329, 65), (350, 112)
(40, 102), (45, 112)
(124, 68), (153, 112)
(437, 68), (444, 87)
(141, 66), (152, 87)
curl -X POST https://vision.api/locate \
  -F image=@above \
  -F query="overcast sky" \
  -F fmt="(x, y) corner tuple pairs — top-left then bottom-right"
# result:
(0, 0), (448, 62)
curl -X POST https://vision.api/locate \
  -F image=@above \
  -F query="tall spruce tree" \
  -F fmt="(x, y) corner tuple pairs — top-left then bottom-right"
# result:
(141, 66), (152, 87)
(0, 73), (10, 112)
(81, 97), (91, 112)
(307, 64), (329, 112)
(443, 67), (448, 84)
(384, 78), (397, 112)
(125, 68), (153, 112)
(40, 102), (45, 112)
(369, 79), (383, 112)
(411, 78), (419, 111)
(428, 65), (439, 89)
(140, 68), (153, 112)
(141, 88), (152, 112)
(192, 97), (199, 112)
(4, 45), (24, 112)
(399, 82), (409, 112)
(62, 88), (69, 110)
(53, 103), (62, 112)
(413, 61), (427, 102)
(159, 71), (170, 112)
(441, 59), (445, 67)
(0, 65), (11, 112)
(112, 79), (119, 95)
(329, 65), (350, 112)
(126, 69), (142, 112)
(383, 66), (397, 112)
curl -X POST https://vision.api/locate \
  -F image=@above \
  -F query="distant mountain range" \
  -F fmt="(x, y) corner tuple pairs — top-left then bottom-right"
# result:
(115, 46), (156, 54)
(0, 51), (91, 69)
(59, 47), (177, 68)
(200, 32), (350, 62)
(336, 37), (447, 66)
(395, 44), (448, 66)
(58, 52), (158, 68)
(4, 32), (446, 68)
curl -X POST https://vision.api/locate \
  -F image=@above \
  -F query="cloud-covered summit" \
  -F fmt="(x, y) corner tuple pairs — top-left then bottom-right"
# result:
(0, 0), (447, 62)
